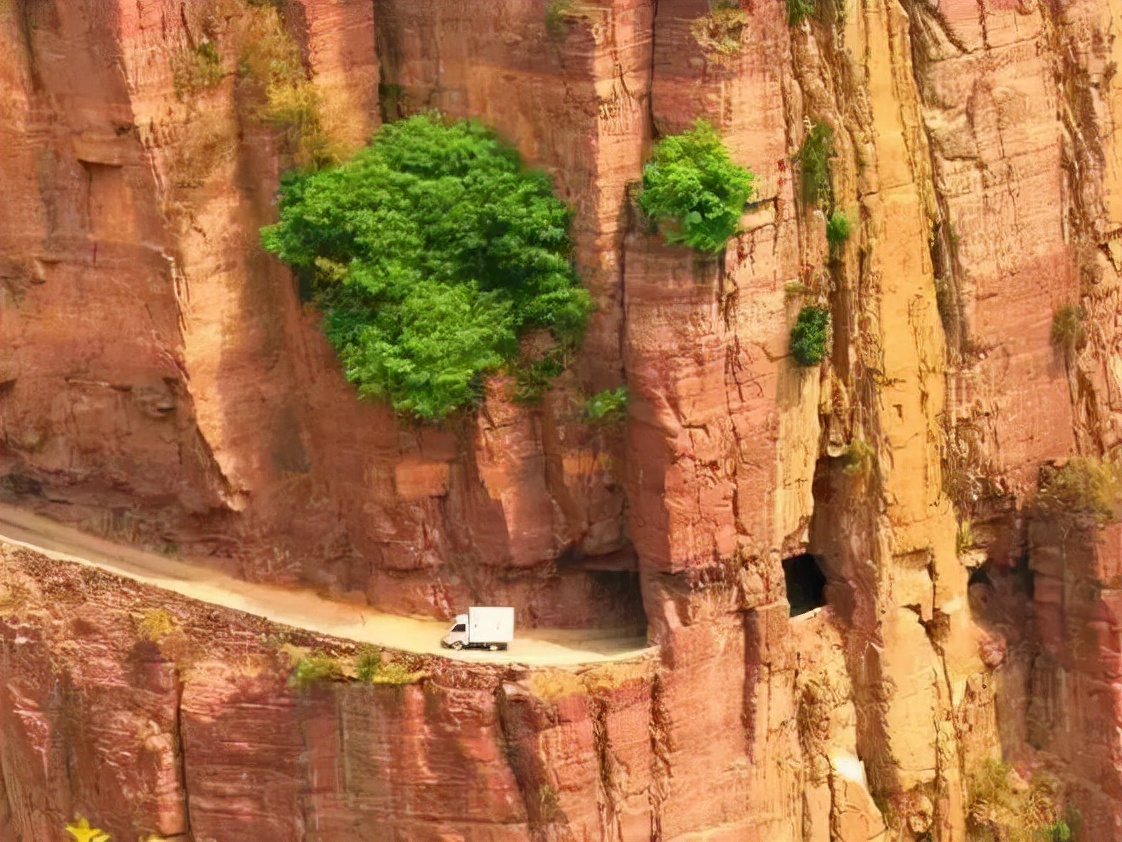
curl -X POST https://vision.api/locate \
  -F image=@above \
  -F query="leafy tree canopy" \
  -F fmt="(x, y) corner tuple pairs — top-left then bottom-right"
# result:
(262, 114), (592, 420)
(638, 120), (756, 253)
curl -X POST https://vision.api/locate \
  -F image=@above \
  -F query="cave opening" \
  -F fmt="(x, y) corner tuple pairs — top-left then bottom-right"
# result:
(783, 553), (828, 617)
(967, 564), (991, 589)
(967, 556), (1033, 628)
(967, 562), (996, 623)
(590, 569), (647, 632)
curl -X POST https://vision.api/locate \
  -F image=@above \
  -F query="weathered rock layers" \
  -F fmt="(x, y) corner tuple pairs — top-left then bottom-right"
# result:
(2, 0), (1122, 839)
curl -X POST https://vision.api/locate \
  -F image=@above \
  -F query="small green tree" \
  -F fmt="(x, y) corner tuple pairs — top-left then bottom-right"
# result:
(638, 121), (756, 253)
(790, 306), (831, 366)
(262, 114), (593, 420)
(797, 121), (835, 208)
(826, 210), (851, 252)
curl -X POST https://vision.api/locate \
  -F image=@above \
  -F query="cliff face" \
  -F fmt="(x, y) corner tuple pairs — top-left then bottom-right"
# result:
(2, 0), (1122, 839)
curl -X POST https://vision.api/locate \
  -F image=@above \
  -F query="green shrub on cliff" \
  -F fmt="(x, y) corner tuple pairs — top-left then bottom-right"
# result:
(354, 645), (422, 685)
(967, 759), (1071, 842)
(290, 653), (344, 689)
(585, 387), (628, 424)
(790, 306), (831, 366)
(261, 114), (592, 421)
(171, 40), (224, 100)
(545, 0), (575, 37)
(638, 121), (756, 253)
(354, 646), (384, 682)
(1050, 304), (1086, 358)
(787, 0), (816, 25)
(238, 2), (345, 171)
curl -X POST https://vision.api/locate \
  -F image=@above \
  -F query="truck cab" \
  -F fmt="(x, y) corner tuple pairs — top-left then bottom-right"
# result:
(442, 614), (470, 650)
(441, 607), (514, 651)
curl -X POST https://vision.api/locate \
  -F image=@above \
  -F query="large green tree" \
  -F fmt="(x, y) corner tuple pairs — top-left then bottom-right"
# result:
(262, 114), (592, 420)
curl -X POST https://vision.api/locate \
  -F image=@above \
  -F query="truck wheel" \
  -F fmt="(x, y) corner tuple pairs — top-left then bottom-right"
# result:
(488, 644), (498, 651)
(451, 641), (464, 651)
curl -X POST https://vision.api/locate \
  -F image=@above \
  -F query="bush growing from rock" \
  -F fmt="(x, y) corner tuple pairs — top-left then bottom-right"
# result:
(1050, 304), (1086, 358)
(585, 387), (628, 424)
(826, 210), (851, 252)
(1037, 457), (1121, 524)
(65, 818), (110, 842)
(138, 608), (178, 643)
(797, 121), (835, 208)
(262, 114), (593, 420)
(354, 645), (422, 685)
(790, 306), (831, 366)
(638, 121), (756, 253)
(354, 646), (384, 682)
(690, 5), (750, 63)
(840, 437), (872, 476)
(290, 653), (344, 689)
(787, 0), (816, 25)
(171, 40), (223, 100)
(956, 520), (975, 555)
(967, 759), (1071, 842)
(545, 0), (575, 37)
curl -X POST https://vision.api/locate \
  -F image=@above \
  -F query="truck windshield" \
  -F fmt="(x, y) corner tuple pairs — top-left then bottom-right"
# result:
(452, 624), (466, 633)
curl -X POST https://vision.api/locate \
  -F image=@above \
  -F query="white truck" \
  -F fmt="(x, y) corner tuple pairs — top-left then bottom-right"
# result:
(441, 606), (515, 651)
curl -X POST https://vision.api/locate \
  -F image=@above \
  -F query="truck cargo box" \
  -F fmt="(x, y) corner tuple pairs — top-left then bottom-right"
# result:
(468, 606), (514, 645)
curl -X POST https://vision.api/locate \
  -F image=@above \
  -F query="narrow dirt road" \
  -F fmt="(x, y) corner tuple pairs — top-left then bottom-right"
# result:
(0, 504), (652, 667)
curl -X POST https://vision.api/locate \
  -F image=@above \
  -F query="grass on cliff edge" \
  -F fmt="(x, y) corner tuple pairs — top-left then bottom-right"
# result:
(261, 114), (593, 421)
(638, 120), (756, 254)
(354, 645), (424, 685)
(289, 647), (424, 690)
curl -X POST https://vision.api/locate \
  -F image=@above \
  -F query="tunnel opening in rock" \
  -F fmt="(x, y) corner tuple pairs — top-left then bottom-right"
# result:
(783, 553), (828, 617)
(554, 547), (647, 632)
